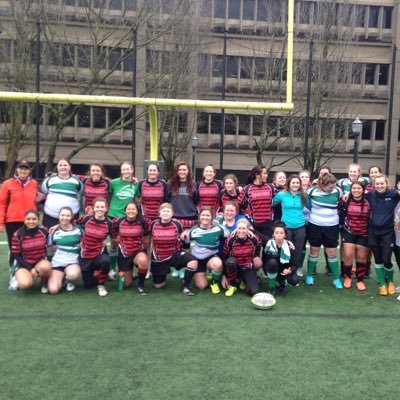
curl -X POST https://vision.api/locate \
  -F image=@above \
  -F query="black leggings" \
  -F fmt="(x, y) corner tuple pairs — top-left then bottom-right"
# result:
(263, 258), (299, 286)
(225, 257), (259, 296)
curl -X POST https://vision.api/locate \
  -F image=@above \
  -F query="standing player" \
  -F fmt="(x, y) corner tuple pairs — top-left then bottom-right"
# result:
(197, 164), (223, 214)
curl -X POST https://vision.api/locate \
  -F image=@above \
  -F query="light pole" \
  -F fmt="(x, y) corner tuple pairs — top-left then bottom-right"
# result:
(191, 133), (198, 178)
(351, 117), (362, 163)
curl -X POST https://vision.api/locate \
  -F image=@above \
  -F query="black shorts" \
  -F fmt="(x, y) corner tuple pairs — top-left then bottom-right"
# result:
(15, 262), (35, 272)
(151, 250), (195, 281)
(52, 266), (67, 272)
(341, 230), (368, 247)
(80, 253), (110, 272)
(368, 226), (395, 248)
(252, 220), (273, 245)
(195, 255), (216, 273)
(307, 223), (339, 248)
(117, 250), (146, 272)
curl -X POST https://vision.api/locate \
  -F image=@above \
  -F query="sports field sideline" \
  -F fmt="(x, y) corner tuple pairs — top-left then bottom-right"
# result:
(1, 238), (399, 400)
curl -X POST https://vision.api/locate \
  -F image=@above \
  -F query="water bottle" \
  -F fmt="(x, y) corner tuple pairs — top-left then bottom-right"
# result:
(117, 271), (125, 292)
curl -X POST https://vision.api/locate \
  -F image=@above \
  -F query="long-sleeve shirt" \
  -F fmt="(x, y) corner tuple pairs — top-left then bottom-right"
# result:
(366, 189), (400, 229)
(238, 183), (274, 223)
(273, 191), (307, 229)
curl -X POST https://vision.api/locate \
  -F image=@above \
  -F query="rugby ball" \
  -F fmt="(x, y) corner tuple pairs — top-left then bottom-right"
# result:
(251, 292), (276, 310)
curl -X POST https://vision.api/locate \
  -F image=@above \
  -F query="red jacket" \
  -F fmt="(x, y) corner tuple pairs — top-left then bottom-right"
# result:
(0, 177), (38, 226)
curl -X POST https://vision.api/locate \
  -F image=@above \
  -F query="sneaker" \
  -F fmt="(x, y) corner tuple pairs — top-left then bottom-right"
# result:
(66, 282), (75, 292)
(356, 281), (366, 291)
(97, 285), (108, 297)
(179, 268), (185, 279)
(41, 283), (49, 294)
(210, 282), (220, 294)
(387, 282), (396, 295)
(145, 270), (152, 280)
(108, 270), (117, 281)
(296, 268), (304, 277)
(305, 275), (314, 286)
(239, 281), (246, 290)
(268, 287), (276, 297)
(395, 286), (400, 294)
(332, 279), (343, 289)
(343, 277), (352, 289)
(225, 285), (237, 297)
(379, 285), (388, 296)
(181, 286), (195, 296)
(171, 268), (179, 278)
(8, 275), (19, 291)
(137, 286), (148, 296)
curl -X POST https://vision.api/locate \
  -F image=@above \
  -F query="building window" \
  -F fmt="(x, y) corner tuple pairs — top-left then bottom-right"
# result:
(375, 120), (385, 141)
(108, 48), (122, 70)
(362, 121), (371, 140)
(214, 0), (226, 18)
(228, 0), (240, 19)
(351, 63), (362, 84)
(226, 57), (238, 78)
(243, 0), (255, 20)
(201, 0), (212, 17)
(298, 1), (311, 24)
(93, 107), (106, 129)
(109, 108), (122, 125)
(78, 107), (91, 128)
(238, 115), (250, 135)
(368, 6), (379, 28)
(256, 0), (267, 21)
(197, 112), (209, 134)
(382, 7), (392, 29)
(365, 64), (375, 85)
(210, 113), (221, 133)
(378, 64), (389, 86)
(240, 57), (252, 79)
(355, 5), (365, 27)
(109, 0), (123, 9)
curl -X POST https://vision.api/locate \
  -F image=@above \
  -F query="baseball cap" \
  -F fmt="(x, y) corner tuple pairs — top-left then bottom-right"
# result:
(17, 160), (32, 169)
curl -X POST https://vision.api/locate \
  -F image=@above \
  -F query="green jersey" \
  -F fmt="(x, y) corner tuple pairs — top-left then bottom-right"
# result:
(108, 178), (140, 218)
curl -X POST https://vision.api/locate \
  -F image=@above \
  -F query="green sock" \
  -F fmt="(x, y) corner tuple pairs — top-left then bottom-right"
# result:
(267, 272), (277, 290)
(327, 256), (339, 280)
(307, 256), (318, 276)
(375, 264), (385, 286)
(109, 251), (118, 271)
(211, 270), (222, 283)
(384, 266), (394, 283)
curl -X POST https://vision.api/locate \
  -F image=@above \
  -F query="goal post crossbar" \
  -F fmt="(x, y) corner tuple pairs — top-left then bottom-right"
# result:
(0, 91), (294, 160)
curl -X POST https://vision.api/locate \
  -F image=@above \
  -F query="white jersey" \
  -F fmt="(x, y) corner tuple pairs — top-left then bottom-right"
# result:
(50, 225), (82, 268)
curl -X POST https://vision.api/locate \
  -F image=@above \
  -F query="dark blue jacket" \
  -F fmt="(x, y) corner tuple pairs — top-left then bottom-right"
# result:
(366, 189), (400, 228)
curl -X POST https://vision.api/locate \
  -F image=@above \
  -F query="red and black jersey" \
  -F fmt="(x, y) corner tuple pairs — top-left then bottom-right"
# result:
(139, 179), (168, 220)
(150, 218), (182, 261)
(113, 217), (149, 257)
(238, 183), (274, 223)
(224, 235), (261, 269)
(11, 226), (48, 267)
(342, 198), (371, 237)
(80, 176), (111, 208)
(78, 215), (113, 259)
(219, 189), (240, 211)
(197, 180), (223, 214)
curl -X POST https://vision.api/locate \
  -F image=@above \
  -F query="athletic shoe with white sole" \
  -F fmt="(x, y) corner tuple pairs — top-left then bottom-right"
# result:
(332, 279), (343, 289)
(181, 286), (195, 296)
(296, 269), (304, 277)
(41, 283), (49, 294)
(97, 285), (108, 297)
(66, 282), (75, 292)
(210, 282), (220, 294)
(305, 275), (314, 286)
(137, 286), (148, 296)
(225, 285), (237, 297)
(108, 270), (117, 281)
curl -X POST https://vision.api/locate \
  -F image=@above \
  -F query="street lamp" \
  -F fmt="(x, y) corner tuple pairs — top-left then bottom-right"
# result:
(191, 133), (199, 178)
(351, 117), (362, 163)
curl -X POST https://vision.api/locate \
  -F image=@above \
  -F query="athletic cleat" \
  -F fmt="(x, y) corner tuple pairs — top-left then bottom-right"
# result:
(239, 281), (246, 291)
(305, 275), (314, 286)
(145, 270), (152, 280)
(296, 268), (304, 277)
(107, 270), (117, 281)
(343, 277), (352, 289)
(225, 285), (237, 297)
(332, 279), (343, 289)
(66, 282), (75, 292)
(41, 283), (49, 294)
(181, 286), (195, 296)
(267, 287), (276, 297)
(387, 282), (396, 295)
(97, 285), (108, 297)
(179, 268), (185, 279)
(137, 286), (148, 296)
(356, 281), (366, 291)
(210, 282), (220, 294)
(171, 268), (179, 278)
(379, 285), (388, 296)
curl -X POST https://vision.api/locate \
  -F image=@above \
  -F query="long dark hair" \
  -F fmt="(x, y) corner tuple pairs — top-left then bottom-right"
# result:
(17, 210), (40, 240)
(247, 165), (266, 184)
(342, 181), (368, 215)
(168, 162), (195, 195)
(124, 201), (146, 228)
(285, 174), (307, 207)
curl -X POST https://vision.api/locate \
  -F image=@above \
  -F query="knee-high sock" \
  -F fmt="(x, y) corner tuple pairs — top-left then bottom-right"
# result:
(211, 270), (222, 283)
(267, 272), (278, 290)
(109, 251), (118, 271)
(384, 266), (394, 284)
(327, 256), (339, 280)
(375, 264), (385, 286)
(307, 256), (318, 276)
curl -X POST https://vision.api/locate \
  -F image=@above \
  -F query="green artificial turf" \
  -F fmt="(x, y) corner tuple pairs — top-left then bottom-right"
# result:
(1, 238), (400, 400)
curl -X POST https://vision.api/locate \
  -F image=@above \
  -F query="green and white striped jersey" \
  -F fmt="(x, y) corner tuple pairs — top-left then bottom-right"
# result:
(50, 225), (82, 268)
